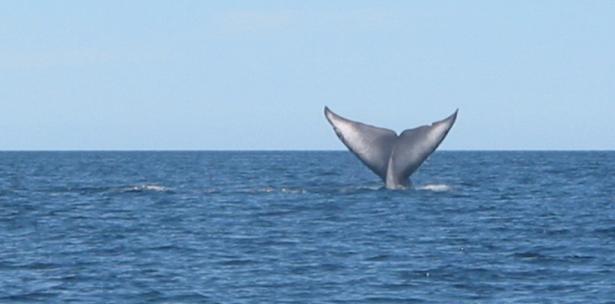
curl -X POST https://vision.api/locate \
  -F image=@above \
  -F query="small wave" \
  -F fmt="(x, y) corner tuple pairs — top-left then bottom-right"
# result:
(416, 184), (452, 192)
(202, 188), (221, 194)
(260, 187), (275, 193)
(122, 184), (171, 193)
(281, 187), (306, 194)
(357, 184), (384, 191)
(338, 183), (384, 193)
(249, 187), (306, 194)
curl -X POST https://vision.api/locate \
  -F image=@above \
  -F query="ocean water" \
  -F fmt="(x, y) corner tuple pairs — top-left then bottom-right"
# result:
(1, 151), (614, 303)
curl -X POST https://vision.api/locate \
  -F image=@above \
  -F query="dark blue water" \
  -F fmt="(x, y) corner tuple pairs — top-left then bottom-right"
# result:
(1, 151), (614, 303)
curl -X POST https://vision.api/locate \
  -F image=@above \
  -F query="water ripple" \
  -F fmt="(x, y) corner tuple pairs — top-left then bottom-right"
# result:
(0, 151), (614, 303)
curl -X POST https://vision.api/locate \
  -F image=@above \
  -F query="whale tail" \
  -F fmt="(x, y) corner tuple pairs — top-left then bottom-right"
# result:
(324, 106), (457, 189)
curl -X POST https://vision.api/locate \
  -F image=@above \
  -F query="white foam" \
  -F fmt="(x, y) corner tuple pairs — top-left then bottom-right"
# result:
(252, 187), (306, 194)
(338, 184), (383, 193)
(262, 187), (275, 193)
(417, 184), (452, 192)
(281, 187), (306, 194)
(126, 184), (170, 192)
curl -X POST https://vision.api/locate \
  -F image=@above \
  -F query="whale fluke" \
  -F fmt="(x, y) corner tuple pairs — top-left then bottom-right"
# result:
(324, 107), (458, 189)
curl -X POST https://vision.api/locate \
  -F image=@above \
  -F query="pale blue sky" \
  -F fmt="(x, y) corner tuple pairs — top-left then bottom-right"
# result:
(1, 1), (614, 150)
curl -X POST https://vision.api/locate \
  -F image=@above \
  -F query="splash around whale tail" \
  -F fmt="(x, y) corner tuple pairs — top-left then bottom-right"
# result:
(324, 106), (457, 190)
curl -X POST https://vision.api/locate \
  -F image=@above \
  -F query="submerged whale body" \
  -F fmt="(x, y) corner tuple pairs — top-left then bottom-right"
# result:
(324, 107), (458, 190)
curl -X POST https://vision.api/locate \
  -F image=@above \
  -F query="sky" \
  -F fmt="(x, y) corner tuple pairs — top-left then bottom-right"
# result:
(1, 1), (614, 150)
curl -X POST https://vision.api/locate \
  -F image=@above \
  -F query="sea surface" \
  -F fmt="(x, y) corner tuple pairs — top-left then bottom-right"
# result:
(1, 151), (614, 303)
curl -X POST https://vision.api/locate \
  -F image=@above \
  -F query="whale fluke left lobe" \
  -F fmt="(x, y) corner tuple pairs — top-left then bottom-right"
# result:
(324, 107), (397, 181)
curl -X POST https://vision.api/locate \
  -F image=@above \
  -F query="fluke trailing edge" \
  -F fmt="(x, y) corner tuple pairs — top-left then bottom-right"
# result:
(324, 107), (458, 190)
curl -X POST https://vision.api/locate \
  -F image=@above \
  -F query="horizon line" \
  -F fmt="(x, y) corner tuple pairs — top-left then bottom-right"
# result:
(1, 149), (614, 152)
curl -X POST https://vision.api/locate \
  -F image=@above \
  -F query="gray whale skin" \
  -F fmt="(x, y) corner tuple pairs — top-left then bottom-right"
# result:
(324, 107), (458, 190)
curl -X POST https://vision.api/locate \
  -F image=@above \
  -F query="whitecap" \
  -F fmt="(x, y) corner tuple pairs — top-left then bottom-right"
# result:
(123, 184), (170, 192)
(416, 184), (452, 192)
(261, 187), (275, 193)
(281, 187), (306, 194)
